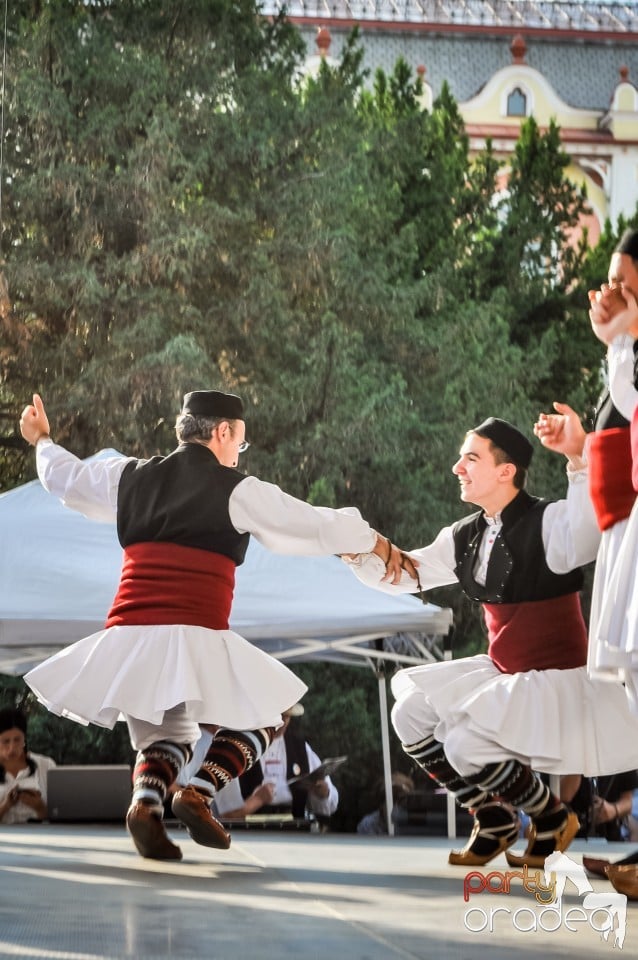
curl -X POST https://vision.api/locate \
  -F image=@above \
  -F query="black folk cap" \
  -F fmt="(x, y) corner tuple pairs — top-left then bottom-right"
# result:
(615, 228), (638, 261)
(181, 390), (244, 420)
(472, 417), (533, 469)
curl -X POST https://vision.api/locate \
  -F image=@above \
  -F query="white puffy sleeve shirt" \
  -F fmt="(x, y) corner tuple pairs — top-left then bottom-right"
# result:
(608, 334), (638, 421)
(34, 440), (377, 556)
(0, 753), (56, 824)
(345, 467), (599, 593)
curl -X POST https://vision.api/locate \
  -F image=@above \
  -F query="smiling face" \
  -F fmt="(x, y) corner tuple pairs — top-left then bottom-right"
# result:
(452, 433), (518, 515)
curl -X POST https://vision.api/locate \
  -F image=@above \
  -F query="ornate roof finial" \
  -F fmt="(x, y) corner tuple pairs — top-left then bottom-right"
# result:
(316, 27), (331, 58)
(510, 34), (527, 65)
(620, 65), (630, 82)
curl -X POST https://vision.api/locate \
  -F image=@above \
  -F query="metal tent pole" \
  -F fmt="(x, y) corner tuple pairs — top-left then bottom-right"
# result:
(378, 670), (395, 836)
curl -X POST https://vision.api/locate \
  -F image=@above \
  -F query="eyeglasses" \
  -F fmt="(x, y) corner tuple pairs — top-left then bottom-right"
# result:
(238, 441), (250, 453)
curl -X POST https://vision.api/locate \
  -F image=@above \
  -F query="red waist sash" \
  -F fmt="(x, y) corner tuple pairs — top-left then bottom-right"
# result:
(105, 542), (235, 629)
(483, 593), (587, 674)
(587, 427), (635, 531)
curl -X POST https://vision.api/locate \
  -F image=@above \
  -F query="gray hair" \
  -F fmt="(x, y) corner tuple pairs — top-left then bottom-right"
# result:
(176, 414), (231, 443)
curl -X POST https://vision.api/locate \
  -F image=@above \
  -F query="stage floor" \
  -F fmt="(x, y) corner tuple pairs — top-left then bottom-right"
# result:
(0, 823), (634, 959)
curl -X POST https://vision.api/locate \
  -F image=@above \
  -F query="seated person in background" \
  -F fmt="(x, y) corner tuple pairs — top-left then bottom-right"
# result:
(357, 772), (415, 836)
(211, 703), (338, 821)
(627, 788), (638, 842)
(0, 707), (56, 824)
(562, 772), (638, 842)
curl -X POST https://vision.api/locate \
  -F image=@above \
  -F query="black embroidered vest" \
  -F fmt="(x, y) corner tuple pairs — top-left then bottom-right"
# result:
(117, 443), (249, 563)
(452, 490), (584, 603)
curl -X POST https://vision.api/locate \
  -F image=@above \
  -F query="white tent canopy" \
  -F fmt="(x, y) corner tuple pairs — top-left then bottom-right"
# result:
(0, 450), (454, 835)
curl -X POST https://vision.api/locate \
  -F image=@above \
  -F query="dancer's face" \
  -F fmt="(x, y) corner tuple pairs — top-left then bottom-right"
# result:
(608, 252), (638, 300)
(452, 433), (515, 513)
(211, 419), (248, 468)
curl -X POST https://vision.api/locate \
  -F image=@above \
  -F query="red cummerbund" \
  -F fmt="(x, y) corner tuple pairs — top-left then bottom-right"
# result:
(483, 592), (587, 674)
(105, 542), (235, 629)
(587, 426), (635, 531)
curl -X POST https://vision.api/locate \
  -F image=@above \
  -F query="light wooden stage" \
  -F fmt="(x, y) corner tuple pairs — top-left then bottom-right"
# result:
(0, 824), (634, 959)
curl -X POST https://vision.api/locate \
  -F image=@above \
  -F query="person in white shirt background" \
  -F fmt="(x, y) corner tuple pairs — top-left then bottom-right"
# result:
(0, 707), (56, 824)
(199, 703), (339, 822)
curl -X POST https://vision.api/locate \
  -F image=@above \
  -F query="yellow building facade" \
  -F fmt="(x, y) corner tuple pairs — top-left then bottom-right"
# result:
(270, 0), (638, 240)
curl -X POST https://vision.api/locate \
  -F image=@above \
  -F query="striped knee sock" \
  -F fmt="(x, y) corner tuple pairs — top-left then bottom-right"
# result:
(403, 735), (488, 809)
(192, 727), (275, 797)
(470, 761), (553, 817)
(132, 740), (191, 813)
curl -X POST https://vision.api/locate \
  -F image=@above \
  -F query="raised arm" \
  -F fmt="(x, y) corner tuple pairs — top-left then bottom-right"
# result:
(19, 394), (131, 522)
(19, 393), (50, 446)
(533, 403), (599, 570)
(533, 402), (587, 471)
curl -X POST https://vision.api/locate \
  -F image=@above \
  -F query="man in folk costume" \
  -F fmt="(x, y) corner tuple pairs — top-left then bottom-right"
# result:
(569, 234), (638, 885)
(346, 414), (638, 869)
(20, 390), (403, 861)
(581, 229), (638, 701)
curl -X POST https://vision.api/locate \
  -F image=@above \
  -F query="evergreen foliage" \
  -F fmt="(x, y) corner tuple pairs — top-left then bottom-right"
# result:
(0, 1), (630, 830)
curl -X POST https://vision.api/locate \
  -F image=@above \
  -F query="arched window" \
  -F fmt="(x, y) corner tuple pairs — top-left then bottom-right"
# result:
(507, 87), (527, 117)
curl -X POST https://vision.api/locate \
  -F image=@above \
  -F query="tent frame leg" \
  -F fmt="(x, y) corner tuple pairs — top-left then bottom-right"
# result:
(377, 670), (395, 836)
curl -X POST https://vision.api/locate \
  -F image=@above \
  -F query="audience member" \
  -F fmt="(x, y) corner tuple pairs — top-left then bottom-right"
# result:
(208, 704), (339, 821)
(0, 708), (56, 824)
(562, 772), (638, 842)
(357, 772), (415, 836)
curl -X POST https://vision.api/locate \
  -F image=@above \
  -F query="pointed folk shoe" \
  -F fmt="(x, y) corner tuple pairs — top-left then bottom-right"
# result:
(607, 864), (638, 900)
(171, 785), (231, 850)
(448, 801), (520, 867)
(505, 809), (580, 869)
(126, 802), (183, 861)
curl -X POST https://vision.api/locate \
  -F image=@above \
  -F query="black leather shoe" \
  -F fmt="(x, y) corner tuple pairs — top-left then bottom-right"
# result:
(126, 803), (183, 860)
(171, 785), (231, 850)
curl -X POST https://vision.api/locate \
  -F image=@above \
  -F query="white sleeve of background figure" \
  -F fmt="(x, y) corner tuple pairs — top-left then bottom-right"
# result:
(542, 468), (601, 573)
(228, 475), (377, 555)
(342, 524), (458, 594)
(35, 438), (132, 522)
(211, 778), (244, 818)
(304, 742), (339, 817)
(608, 335), (638, 421)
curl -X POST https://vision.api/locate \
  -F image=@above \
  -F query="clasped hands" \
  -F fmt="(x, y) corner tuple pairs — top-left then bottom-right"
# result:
(342, 534), (419, 585)
(7, 786), (43, 810)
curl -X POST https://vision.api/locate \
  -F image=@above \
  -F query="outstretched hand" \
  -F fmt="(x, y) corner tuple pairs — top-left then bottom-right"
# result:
(19, 393), (50, 446)
(533, 402), (586, 459)
(588, 285), (638, 345)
